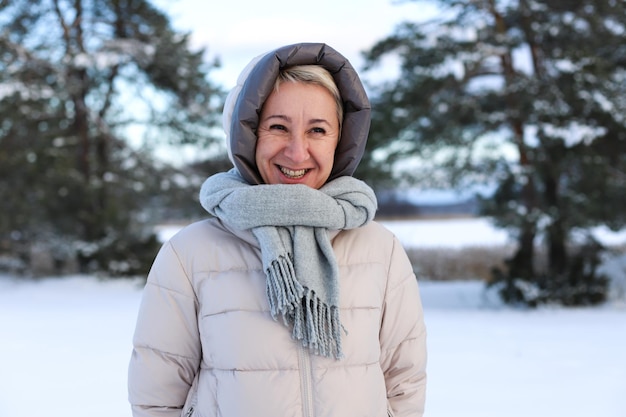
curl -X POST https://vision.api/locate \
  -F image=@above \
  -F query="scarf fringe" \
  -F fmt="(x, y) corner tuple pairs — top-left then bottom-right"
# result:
(266, 255), (344, 360)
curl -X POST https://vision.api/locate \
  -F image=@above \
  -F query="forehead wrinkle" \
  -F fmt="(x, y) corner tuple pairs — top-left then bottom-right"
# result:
(309, 118), (332, 126)
(263, 114), (291, 123)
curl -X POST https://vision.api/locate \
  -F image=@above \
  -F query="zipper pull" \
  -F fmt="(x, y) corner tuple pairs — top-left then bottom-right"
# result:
(184, 406), (194, 417)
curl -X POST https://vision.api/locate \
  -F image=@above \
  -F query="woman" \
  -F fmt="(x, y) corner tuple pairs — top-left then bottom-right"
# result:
(128, 43), (427, 417)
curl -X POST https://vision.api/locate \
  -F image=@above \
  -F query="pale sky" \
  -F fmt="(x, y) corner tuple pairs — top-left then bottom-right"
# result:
(155, 0), (439, 89)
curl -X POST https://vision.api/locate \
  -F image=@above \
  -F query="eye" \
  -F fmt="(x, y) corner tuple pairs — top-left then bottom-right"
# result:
(269, 124), (287, 131)
(310, 127), (326, 134)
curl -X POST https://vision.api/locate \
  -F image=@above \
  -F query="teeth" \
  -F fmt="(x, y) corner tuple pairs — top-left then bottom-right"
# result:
(280, 166), (307, 178)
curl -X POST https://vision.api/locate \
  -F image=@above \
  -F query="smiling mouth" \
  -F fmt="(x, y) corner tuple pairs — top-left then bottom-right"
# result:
(280, 166), (309, 179)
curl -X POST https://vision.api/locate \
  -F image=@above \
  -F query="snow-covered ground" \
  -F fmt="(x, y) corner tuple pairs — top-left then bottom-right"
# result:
(1, 218), (625, 417)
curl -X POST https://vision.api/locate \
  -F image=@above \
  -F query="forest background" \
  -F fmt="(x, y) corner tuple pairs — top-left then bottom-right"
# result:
(1, 0), (625, 306)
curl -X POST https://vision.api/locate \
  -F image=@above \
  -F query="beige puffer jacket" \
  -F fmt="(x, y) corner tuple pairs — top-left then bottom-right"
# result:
(128, 218), (427, 417)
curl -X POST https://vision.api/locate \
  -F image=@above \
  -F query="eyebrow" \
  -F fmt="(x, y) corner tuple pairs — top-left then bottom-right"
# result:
(263, 115), (332, 125)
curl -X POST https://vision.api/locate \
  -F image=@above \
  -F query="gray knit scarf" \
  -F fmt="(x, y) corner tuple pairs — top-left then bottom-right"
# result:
(199, 169), (377, 359)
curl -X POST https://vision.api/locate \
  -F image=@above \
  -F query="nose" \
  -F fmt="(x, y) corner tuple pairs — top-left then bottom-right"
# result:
(284, 133), (309, 163)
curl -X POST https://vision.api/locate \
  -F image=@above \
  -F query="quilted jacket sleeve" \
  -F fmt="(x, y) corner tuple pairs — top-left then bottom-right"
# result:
(379, 236), (427, 417)
(128, 240), (202, 417)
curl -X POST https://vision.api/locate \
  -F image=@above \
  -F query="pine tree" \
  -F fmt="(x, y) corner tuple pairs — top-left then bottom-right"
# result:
(0, 0), (224, 276)
(361, 0), (626, 305)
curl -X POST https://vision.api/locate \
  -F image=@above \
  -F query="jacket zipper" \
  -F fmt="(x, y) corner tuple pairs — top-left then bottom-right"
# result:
(297, 344), (314, 417)
(183, 372), (199, 417)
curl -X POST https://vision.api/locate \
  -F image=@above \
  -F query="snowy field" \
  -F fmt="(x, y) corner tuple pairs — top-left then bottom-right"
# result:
(1, 218), (625, 417)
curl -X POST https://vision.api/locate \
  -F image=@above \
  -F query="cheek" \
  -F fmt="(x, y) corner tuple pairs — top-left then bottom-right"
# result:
(321, 142), (339, 166)
(255, 138), (275, 165)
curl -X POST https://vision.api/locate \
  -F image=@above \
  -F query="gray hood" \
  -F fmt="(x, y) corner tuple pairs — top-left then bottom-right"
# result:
(222, 43), (371, 185)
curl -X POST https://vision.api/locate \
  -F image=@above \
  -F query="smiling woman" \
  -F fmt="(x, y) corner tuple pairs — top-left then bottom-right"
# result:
(128, 42), (427, 417)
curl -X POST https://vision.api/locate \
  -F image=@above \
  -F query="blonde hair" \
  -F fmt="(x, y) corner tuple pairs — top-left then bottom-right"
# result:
(274, 65), (344, 133)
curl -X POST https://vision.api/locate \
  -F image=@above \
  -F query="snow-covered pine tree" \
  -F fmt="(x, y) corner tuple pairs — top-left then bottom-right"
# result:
(360, 0), (626, 306)
(0, 0), (224, 276)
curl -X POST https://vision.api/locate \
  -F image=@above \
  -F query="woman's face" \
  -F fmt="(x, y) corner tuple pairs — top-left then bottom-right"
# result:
(255, 82), (340, 189)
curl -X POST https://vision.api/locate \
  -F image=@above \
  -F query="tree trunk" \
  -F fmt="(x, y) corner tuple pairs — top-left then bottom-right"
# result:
(543, 168), (567, 276)
(490, 0), (537, 278)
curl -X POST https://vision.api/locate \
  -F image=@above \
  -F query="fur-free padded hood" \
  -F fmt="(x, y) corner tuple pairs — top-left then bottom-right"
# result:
(222, 43), (371, 185)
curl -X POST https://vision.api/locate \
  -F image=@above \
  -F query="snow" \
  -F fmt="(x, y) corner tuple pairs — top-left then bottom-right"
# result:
(381, 218), (512, 248)
(382, 217), (626, 249)
(1, 218), (625, 417)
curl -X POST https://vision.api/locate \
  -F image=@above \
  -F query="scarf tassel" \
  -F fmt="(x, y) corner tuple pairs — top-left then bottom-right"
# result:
(266, 256), (344, 360)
